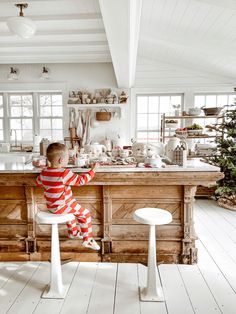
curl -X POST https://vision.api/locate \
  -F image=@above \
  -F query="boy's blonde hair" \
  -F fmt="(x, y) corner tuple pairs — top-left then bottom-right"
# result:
(46, 143), (68, 163)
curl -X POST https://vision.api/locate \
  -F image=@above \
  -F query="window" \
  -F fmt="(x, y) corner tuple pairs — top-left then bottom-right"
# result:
(0, 92), (63, 143)
(39, 94), (63, 141)
(9, 94), (33, 141)
(0, 95), (3, 140)
(194, 93), (236, 126)
(136, 94), (183, 143)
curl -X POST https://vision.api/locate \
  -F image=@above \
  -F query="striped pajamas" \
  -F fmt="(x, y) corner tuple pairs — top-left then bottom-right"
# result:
(36, 167), (95, 241)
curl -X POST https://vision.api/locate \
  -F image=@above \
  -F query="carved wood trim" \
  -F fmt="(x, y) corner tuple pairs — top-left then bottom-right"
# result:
(24, 186), (36, 253)
(182, 185), (198, 264)
(102, 186), (112, 254)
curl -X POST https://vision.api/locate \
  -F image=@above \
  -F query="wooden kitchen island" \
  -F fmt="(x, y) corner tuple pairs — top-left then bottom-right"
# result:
(0, 161), (223, 265)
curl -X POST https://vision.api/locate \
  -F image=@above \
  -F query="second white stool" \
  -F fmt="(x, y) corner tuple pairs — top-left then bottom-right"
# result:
(133, 207), (172, 302)
(36, 211), (75, 299)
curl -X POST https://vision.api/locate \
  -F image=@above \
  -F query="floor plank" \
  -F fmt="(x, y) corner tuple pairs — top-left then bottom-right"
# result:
(114, 263), (140, 314)
(33, 262), (78, 314)
(197, 241), (236, 314)
(87, 263), (117, 314)
(0, 262), (40, 314)
(0, 262), (23, 289)
(60, 262), (98, 314)
(178, 264), (221, 313)
(159, 264), (194, 314)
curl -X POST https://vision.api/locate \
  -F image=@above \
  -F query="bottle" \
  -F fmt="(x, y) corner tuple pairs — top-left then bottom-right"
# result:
(33, 134), (40, 153)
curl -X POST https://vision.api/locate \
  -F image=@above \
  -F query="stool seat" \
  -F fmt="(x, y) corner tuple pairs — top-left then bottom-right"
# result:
(36, 211), (74, 225)
(133, 207), (172, 226)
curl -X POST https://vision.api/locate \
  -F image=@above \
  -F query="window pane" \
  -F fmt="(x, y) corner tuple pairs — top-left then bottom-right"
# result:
(137, 131), (147, 141)
(11, 106), (21, 117)
(147, 132), (159, 141)
(0, 107), (3, 117)
(10, 119), (21, 129)
(15, 130), (22, 141)
(159, 96), (171, 113)
(22, 106), (33, 117)
(40, 129), (52, 140)
(195, 95), (205, 107)
(148, 97), (159, 113)
(40, 95), (51, 106)
(22, 119), (32, 130)
(137, 114), (148, 130)
(217, 95), (227, 107)
(137, 96), (148, 113)
(52, 130), (63, 140)
(52, 106), (63, 117)
(10, 95), (21, 106)
(171, 96), (181, 106)
(0, 130), (3, 140)
(22, 130), (33, 141)
(40, 106), (51, 116)
(52, 119), (62, 129)
(52, 95), (62, 106)
(0, 96), (3, 106)
(40, 119), (51, 129)
(228, 95), (235, 106)
(0, 120), (2, 129)
(206, 95), (216, 107)
(22, 95), (32, 106)
(148, 114), (158, 130)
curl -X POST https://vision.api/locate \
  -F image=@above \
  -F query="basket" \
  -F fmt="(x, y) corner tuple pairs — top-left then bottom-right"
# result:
(202, 107), (222, 116)
(96, 109), (111, 121)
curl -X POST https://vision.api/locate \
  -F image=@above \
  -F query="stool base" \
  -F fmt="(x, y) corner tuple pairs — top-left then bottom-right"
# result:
(139, 286), (165, 302)
(41, 283), (70, 299)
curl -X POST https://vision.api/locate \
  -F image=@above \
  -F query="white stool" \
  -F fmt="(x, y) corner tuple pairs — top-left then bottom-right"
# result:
(36, 211), (75, 299)
(133, 207), (172, 302)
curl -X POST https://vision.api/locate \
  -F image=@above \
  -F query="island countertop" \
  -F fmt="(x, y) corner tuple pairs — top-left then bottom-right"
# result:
(0, 159), (220, 173)
(0, 159), (223, 265)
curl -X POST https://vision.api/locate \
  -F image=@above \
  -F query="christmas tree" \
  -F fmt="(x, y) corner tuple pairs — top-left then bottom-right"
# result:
(205, 105), (236, 210)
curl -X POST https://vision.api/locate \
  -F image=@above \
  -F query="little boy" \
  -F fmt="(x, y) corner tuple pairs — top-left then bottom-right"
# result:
(36, 142), (100, 250)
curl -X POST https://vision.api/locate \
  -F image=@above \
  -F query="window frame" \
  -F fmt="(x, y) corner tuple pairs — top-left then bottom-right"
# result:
(0, 91), (64, 144)
(135, 93), (184, 143)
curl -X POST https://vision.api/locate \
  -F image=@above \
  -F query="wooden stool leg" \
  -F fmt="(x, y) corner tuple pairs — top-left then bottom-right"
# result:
(139, 225), (164, 302)
(42, 223), (69, 299)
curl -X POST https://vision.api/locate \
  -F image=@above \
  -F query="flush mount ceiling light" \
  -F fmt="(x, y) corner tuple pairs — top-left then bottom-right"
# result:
(7, 3), (36, 39)
(40, 67), (50, 80)
(7, 67), (19, 80)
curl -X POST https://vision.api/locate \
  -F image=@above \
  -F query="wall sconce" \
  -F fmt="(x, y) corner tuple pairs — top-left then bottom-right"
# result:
(7, 67), (19, 80)
(40, 66), (50, 79)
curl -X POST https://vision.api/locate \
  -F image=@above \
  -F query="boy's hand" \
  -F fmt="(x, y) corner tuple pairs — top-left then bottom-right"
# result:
(90, 162), (100, 171)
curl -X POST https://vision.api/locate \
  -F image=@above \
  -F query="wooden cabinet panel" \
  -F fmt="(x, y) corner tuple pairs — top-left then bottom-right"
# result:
(0, 200), (27, 223)
(110, 185), (182, 198)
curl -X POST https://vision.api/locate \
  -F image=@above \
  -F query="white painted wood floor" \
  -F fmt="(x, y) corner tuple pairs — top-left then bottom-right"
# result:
(1, 199), (236, 314)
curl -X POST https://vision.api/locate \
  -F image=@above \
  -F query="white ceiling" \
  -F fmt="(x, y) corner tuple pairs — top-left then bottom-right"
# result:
(1, 0), (236, 86)
(138, 0), (236, 82)
(0, 0), (110, 63)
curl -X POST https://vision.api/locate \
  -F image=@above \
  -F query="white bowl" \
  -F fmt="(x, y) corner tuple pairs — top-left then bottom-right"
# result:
(188, 108), (202, 116)
(187, 129), (203, 136)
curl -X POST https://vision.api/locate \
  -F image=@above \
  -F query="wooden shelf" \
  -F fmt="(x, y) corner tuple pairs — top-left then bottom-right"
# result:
(163, 115), (223, 119)
(67, 103), (126, 108)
